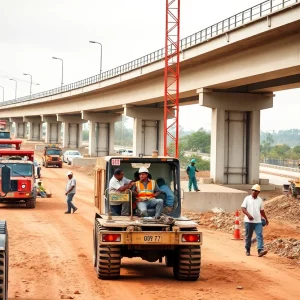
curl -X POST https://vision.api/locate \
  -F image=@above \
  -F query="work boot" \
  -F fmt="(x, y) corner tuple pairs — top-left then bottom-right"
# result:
(64, 211), (71, 214)
(246, 250), (250, 256)
(73, 207), (78, 213)
(196, 189), (201, 192)
(258, 250), (268, 257)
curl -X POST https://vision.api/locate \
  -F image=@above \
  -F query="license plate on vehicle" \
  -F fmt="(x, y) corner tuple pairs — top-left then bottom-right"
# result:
(143, 235), (162, 243)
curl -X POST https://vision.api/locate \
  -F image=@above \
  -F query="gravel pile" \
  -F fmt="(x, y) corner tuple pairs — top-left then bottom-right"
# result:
(264, 196), (300, 223)
(184, 211), (244, 235)
(265, 238), (300, 261)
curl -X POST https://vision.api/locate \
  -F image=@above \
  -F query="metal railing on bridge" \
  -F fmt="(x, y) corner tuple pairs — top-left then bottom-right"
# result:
(262, 158), (300, 168)
(1, 0), (298, 107)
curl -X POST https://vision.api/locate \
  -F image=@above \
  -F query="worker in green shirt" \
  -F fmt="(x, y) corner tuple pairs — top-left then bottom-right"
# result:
(186, 159), (200, 192)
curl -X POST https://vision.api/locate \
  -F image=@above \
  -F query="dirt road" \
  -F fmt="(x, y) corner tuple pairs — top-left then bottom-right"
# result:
(1, 165), (300, 300)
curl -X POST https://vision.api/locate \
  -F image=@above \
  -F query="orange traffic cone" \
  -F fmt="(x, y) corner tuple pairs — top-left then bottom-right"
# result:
(232, 210), (243, 240)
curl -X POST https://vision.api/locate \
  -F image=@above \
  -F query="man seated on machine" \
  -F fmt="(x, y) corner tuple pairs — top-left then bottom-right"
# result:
(109, 168), (135, 216)
(156, 178), (174, 214)
(132, 167), (163, 218)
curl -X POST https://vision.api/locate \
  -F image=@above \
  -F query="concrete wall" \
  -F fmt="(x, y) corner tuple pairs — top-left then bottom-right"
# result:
(182, 185), (247, 213)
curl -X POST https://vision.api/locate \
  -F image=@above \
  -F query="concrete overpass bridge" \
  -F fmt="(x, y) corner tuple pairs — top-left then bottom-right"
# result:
(1, 0), (299, 185)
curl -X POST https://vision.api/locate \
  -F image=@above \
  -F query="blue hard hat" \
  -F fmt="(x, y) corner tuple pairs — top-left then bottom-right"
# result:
(191, 159), (196, 163)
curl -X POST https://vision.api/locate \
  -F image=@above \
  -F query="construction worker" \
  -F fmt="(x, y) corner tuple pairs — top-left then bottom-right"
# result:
(241, 184), (269, 257)
(186, 159), (200, 192)
(156, 178), (174, 214)
(109, 168), (135, 216)
(133, 167), (163, 218)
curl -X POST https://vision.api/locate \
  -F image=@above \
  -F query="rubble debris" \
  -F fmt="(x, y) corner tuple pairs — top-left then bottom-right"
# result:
(264, 196), (300, 223)
(265, 238), (300, 261)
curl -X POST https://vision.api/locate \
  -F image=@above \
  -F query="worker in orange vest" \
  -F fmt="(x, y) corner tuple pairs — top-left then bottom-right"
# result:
(133, 167), (163, 218)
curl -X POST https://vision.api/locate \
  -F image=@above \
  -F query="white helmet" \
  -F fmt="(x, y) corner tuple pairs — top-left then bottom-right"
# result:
(139, 167), (149, 173)
(251, 184), (261, 192)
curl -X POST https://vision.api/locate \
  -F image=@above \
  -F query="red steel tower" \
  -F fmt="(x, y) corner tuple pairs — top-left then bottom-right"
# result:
(164, 0), (180, 158)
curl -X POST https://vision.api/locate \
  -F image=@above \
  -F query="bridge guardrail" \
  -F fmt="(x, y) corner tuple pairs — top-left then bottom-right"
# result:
(0, 0), (298, 107)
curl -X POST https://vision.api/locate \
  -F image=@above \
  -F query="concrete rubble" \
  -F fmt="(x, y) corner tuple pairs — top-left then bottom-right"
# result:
(265, 238), (300, 261)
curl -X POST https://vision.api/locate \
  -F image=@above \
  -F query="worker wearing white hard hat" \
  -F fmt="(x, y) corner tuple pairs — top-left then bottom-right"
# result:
(241, 183), (269, 257)
(132, 167), (163, 218)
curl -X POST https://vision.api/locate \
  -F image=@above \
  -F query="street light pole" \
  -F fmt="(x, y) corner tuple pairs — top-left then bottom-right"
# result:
(89, 41), (103, 80)
(52, 56), (64, 88)
(9, 79), (17, 100)
(0, 86), (4, 102)
(23, 73), (32, 99)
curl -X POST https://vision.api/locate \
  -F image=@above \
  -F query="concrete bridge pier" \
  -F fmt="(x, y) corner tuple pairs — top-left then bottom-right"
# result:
(10, 117), (27, 138)
(199, 89), (273, 185)
(124, 106), (164, 156)
(57, 115), (86, 149)
(24, 116), (43, 141)
(82, 111), (121, 156)
(42, 116), (61, 144)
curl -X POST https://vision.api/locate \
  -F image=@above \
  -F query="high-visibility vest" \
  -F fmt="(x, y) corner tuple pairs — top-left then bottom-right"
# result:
(136, 180), (155, 202)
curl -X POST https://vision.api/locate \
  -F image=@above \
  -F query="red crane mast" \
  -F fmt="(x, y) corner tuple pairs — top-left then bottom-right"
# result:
(164, 0), (180, 158)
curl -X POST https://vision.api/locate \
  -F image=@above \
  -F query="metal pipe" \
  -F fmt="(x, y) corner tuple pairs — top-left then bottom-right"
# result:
(9, 79), (17, 100)
(52, 57), (64, 88)
(0, 86), (4, 102)
(23, 73), (32, 99)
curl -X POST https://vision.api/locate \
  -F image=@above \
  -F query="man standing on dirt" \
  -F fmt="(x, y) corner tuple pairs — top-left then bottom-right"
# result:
(186, 159), (200, 192)
(65, 171), (78, 214)
(241, 184), (269, 257)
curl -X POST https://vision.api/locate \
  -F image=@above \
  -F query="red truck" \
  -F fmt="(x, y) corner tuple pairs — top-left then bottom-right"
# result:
(0, 149), (36, 208)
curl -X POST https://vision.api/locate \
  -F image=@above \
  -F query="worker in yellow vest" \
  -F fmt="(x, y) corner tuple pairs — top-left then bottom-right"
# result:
(133, 167), (163, 218)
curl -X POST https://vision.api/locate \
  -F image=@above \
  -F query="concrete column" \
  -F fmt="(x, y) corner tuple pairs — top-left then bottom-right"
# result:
(82, 111), (121, 156)
(57, 115), (86, 149)
(210, 108), (226, 184)
(133, 118), (143, 156)
(248, 110), (261, 185)
(124, 106), (169, 156)
(23, 116), (43, 141)
(199, 89), (273, 184)
(42, 116), (62, 144)
(10, 117), (26, 138)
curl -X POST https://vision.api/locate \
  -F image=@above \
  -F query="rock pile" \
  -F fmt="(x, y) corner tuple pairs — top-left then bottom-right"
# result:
(264, 196), (300, 223)
(265, 238), (300, 261)
(184, 211), (243, 235)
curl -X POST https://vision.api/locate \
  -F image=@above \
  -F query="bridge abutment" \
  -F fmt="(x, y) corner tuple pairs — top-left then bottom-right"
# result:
(199, 89), (273, 184)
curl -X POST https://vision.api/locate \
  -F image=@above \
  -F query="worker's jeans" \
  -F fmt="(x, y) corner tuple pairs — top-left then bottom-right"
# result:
(39, 191), (46, 198)
(245, 222), (264, 252)
(137, 199), (163, 218)
(66, 193), (76, 212)
(110, 202), (130, 216)
(188, 176), (198, 191)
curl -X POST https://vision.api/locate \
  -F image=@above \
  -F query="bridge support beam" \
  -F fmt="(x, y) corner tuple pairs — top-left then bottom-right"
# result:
(198, 89), (273, 184)
(9, 117), (27, 138)
(82, 111), (121, 156)
(23, 116), (43, 141)
(124, 106), (164, 156)
(41, 116), (61, 144)
(57, 115), (86, 149)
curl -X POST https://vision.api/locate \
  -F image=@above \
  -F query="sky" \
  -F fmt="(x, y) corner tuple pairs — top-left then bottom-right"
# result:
(0, 0), (299, 132)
